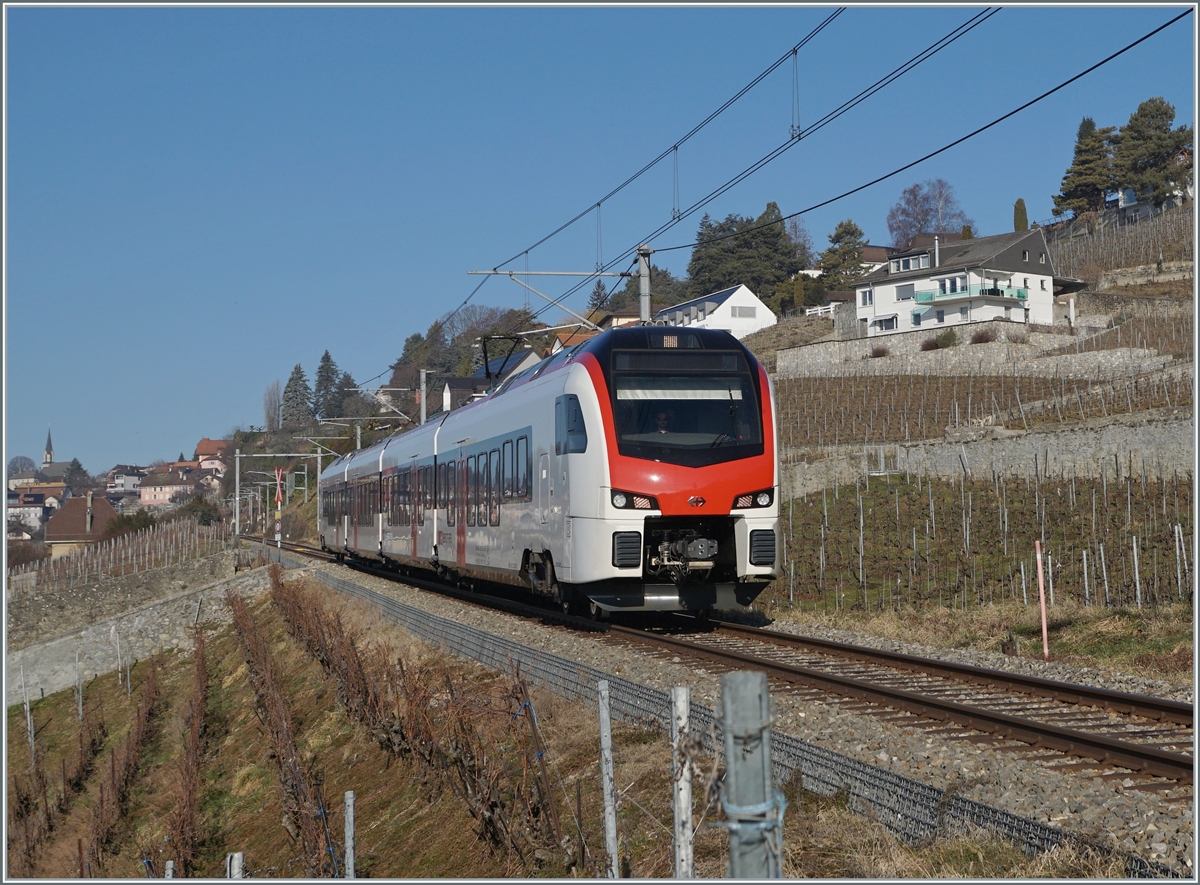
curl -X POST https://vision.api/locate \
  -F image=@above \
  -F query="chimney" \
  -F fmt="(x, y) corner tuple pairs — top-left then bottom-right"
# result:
(934, 235), (940, 268)
(86, 490), (93, 534)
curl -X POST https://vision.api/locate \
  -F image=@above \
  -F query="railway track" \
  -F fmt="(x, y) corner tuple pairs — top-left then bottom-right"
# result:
(250, 536), (1194, 788)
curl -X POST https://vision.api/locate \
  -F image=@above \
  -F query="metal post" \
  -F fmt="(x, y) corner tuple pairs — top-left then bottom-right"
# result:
(165, 860), (174, 878)
(1132, 535), (1142, 608)
(1035, 541), (1049, 661)
(234, 449), (241, 539)
(225, 852), (243, 878)
(420, 369), (428, 425)
(637, 244), (653, 323)
(671, 686), (693, 879)
(344, 791), (355, 878)
(597, 680), (619, 878)
(721, 671), (782, 878)
(316, 452), (324, 532)
(76, 651), (83, 723)
(22, 666), (34, 766)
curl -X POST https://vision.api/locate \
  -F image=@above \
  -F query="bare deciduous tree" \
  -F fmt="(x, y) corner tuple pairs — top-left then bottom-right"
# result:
(263, 380), (282, 432)
(886, 179), (975, 249)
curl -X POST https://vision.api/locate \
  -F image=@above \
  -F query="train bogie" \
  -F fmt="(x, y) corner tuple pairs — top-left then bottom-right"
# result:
(319, 326), (782, 614)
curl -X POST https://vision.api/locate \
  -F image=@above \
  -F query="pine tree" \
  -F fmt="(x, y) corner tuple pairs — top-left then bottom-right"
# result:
(818, 219), (868, 290)
(1013, 198), (1028, 232)
(685, 202), (801, 304)
(586, 279), (609, 313)
(1053, 117), (1118, 218)
(313, 350), (340, 419)
(1112, 97), (1193, 209)
(281, 364), (313, 427)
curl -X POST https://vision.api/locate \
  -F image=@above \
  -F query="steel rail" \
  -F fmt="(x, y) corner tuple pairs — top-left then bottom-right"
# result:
(611, 624), (1194, 783)
(703, 618), (1194, 726)
(258, 538), (1193, 781)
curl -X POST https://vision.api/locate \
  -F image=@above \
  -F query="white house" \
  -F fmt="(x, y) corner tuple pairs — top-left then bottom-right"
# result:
(853, 229), (1065, 337)
(652, 284), (776, 339)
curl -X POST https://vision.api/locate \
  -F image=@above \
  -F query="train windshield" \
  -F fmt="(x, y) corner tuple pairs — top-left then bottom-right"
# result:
(610, 349), (764, 467)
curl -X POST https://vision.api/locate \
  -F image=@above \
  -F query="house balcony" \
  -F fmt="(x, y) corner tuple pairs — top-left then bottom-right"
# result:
(913, 284), (1027, 304)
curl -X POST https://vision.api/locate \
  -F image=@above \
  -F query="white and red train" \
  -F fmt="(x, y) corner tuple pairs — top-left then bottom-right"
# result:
(318, 325), (780, 617)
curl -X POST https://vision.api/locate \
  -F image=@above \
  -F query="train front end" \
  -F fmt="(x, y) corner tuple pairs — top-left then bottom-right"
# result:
(574, 326), (781, 613)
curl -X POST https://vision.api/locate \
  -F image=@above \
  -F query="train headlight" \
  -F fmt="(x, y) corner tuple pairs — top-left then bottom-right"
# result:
(612, 490), (659, 510)
(734, 489), (774, 509)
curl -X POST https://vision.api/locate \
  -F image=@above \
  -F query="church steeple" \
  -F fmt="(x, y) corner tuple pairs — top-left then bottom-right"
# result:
(43, 426), (54, 467)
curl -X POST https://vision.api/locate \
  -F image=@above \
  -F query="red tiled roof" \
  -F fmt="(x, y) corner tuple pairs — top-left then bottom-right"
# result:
(44, 495), (120, 543)
(194, 438), (233, 458)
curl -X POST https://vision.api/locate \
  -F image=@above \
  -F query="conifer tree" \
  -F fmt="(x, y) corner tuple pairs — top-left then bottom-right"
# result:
(1053, 117), (1118, 218)
(281, 364), (313, 427)
(1112, 97), (1193, 209)
(313, 350), (340, 419)
(1013, 198), (1028, 232)
(817, 219), (868, 290)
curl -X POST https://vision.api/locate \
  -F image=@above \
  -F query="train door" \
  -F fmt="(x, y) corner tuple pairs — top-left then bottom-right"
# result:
(456, 457), (467, 569)
(410, 464), (419, 557)
(538, 453), (550, 524)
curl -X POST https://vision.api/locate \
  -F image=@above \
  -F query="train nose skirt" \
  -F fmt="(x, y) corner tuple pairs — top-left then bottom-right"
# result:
(588, 582), (744, 612)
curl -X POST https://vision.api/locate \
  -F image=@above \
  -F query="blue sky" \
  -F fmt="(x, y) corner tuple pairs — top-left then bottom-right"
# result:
(4, 4), (1195, 475)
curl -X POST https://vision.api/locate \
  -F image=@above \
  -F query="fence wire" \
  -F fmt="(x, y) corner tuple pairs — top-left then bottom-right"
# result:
(279, 554), (1179, 878)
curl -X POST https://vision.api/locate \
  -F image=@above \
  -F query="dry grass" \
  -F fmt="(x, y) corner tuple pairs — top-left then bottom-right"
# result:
(741, 314), (835, 370)
(7, 569), (1171, 878)
(762, 598), (1193, 682)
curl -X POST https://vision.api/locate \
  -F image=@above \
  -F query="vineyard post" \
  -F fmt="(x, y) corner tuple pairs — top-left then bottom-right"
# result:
(597, 681), (619, 879)
(76, 651), (83, 723)
(165, 860), (174, 878)
(670, 686), (693, 879)
(225, 852), (244, 878)
(1018, 555), (1027, 605)
(1174, 525), (1184, 599)
(1035, 542), (1049, 661)
(345, 791), (355, 879)
(720, 671), (780, 879)
(1047, 551), (1054, 606)
(1083, 550), (1090, 606)
(1100, 543), (1110, 607)
(1132, 536), (1142, 609)
(22, 666), (34, 766)
(1178, 524), (1190, 591)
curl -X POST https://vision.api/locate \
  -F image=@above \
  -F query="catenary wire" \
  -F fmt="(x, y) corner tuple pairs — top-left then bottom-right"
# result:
(520, 6), (1001, 325)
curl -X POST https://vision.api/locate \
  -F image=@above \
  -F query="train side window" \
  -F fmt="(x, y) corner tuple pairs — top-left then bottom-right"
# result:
(516, 436), (529, 498)
(445, 459), (455, 526)
(555, 395), (588, 454)
(466, 456), (476, 525)
(489, 449), (501, 525)
(480, 454), (490, 526)
(502, 440), (513, 498)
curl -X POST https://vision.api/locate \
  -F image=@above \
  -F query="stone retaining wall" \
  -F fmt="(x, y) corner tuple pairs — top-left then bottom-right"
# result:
(781, 414), (1193, 497)
(4, 556), (272, 707)
(775, 334), (1170, 380)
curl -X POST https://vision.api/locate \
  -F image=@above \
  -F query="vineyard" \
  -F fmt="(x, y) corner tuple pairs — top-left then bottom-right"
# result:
(1045, 204), (1194, 280)
(6, 520), (230, 598)
(768, 464), (1193, 623)
(772, 301), (1192, 452)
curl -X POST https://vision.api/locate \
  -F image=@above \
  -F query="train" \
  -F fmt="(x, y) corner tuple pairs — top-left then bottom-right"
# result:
(317, 324), (781, 617)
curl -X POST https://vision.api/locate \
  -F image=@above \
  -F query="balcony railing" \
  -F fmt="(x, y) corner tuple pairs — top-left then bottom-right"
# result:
(913, 284), (1027, 304)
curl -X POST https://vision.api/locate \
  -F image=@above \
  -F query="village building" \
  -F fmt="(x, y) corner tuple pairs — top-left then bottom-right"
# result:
(43, 491), (119, 559)
(652, 284), (777, 339)
(852, 228), (1084, 337)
